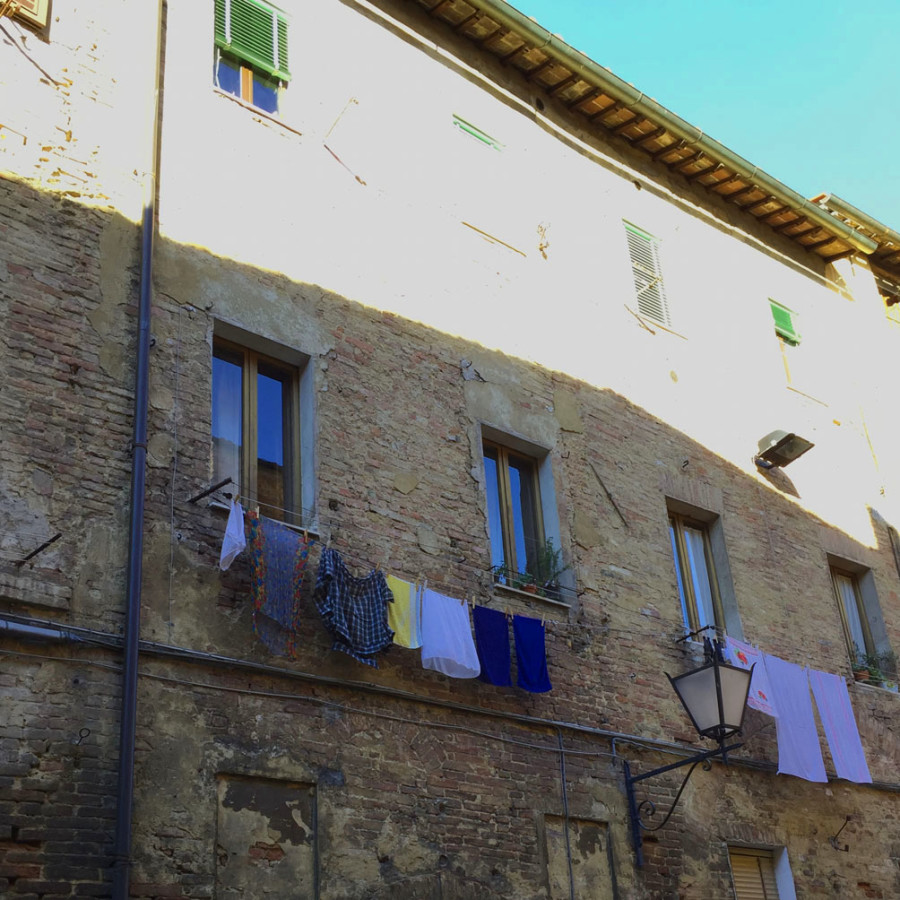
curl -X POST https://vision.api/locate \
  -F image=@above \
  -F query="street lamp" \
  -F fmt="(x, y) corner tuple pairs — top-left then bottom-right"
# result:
(624, 640), (754, 866)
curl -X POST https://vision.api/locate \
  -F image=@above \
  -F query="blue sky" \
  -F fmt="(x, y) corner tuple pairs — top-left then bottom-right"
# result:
(515, 0), (900, 230)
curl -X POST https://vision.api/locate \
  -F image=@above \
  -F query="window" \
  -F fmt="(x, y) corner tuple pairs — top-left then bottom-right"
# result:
(831, 567), (874, 662)
(213, 337), (301, 522)
(484, 441), (544, 586)
(624, 221), (670, 327)
(769, 299), (800, 345)
(452, 115), (503, 152)
(728, 848), (787, 900)
(669, 512), (724, 634)
(214, 0), (291, 115)
(8, 0), (50, 30)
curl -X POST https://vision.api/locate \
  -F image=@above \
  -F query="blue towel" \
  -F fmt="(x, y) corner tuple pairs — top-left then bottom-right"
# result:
(473, 606), (512, 687)
(513, 615), (552, 693)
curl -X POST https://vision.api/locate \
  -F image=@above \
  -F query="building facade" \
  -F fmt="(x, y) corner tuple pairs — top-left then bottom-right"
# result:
(1, 0), (898, 897)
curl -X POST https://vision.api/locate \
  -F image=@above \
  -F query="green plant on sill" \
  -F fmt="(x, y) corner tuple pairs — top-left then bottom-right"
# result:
(531, 539), (570, 599)
(862, 652), (885, 684)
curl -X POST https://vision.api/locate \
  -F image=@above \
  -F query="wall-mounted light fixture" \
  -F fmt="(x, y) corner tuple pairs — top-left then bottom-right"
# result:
(624, 640), (754, 866)
(754, 430), (814, 469)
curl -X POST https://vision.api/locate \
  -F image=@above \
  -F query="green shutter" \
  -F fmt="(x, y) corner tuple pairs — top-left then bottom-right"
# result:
(214, 0), (291, 82)
(769, 299), (800, 345)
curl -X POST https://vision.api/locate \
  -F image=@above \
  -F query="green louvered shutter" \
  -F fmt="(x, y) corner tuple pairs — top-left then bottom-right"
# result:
(214, 0), (291, 82)
(769, 299), (800, 345)
(624, 222), (670, 327)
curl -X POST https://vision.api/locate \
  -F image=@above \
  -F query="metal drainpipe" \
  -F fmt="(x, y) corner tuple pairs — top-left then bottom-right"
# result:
(111, 1), (163, 896)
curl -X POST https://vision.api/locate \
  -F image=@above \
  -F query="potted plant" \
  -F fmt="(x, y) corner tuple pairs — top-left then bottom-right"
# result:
(863, 652), (884, 686)
(851, 661), (870, 682)
(531, 539), (570, 601)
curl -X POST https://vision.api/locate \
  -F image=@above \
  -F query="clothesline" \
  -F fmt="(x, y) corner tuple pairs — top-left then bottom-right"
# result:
(204, 483), (578, 598)
(222, 503), (555, 693)
(221, 502), (573, 629)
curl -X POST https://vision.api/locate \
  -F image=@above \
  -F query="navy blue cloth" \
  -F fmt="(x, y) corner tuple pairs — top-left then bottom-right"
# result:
(513, 615), (552, 693)
(473, 606), (512, 687)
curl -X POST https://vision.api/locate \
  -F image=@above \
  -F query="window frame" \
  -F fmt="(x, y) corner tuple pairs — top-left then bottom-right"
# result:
(212, 336), (302, 524)
(483, 439), (545, 584)
(624, 221), (670, 327)
(830, 565), (875, 663)
(669, 512), (725, 634)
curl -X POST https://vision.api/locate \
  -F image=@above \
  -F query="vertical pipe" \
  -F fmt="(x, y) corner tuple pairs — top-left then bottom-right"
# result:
(111, 1), (163, 896)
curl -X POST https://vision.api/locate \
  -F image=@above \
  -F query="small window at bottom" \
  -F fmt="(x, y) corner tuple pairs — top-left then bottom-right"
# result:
(729, 848), (782, 899)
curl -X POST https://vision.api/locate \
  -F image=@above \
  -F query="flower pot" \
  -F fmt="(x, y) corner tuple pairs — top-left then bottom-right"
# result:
(853, 669), (870, 682)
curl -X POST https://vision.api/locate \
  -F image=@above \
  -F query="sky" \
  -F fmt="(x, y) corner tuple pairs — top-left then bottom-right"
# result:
(514, 0), (900, 230)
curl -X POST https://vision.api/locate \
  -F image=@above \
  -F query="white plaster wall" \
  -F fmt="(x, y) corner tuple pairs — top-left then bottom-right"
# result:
(156, 0), (898, 547)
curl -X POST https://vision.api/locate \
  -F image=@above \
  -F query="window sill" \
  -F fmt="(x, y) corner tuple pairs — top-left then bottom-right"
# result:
(212, 88), (303, 137)
(851, 679), (899, 694)
(492, 582), (571, 609)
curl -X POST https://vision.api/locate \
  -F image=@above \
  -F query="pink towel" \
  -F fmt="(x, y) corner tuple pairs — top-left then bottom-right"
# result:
(808, 669), (872, 784)
(764, 654), (827, 782)
(723, 637), (778, 717)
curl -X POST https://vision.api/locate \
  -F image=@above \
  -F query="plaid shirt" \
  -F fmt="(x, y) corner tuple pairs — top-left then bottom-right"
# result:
(314, 548), (394, 667)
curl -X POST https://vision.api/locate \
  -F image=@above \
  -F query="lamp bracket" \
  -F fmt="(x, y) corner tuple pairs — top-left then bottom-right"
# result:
(624, 741), (743, 868)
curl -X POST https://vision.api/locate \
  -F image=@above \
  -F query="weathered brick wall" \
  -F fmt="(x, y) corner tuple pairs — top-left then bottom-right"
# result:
(1, 0), (899, 897)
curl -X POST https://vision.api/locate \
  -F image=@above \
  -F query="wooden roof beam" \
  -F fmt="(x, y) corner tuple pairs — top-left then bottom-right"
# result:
(651, 139), (685, 160)
(746, 195), (779, 214)
(773, 216), (807, 233)
(687, 162), (723, 182)
(569, 87), (605, 110)
(709, 172), (743, 192)
(726, 184), (760, 203)
(589, 100), (623, 122)
(759, 205), (792, 223)
(548, 73), (582, 96)
(804, 235), (838, 251)
(669, 150), (704, 171)
(526, 58), (556, 82)
(631, 125), (667, 147)
(612, 115), (645, 135)
(454, 10), (483, 32)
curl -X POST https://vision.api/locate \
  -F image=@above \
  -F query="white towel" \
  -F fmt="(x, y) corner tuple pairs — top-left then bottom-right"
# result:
(218, 499), (246, 571)
(723, 636), (778, 717)
(764, 654), (826, 782)
(420, 588), (480, 679)
(808, 669), (872, 784)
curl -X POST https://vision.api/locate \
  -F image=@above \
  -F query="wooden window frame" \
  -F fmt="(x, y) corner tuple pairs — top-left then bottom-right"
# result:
(830, 566), (875, 663)
(483, 439), (545, 582)
(213, 337), (301, 523)
(669, 512), (725, 633)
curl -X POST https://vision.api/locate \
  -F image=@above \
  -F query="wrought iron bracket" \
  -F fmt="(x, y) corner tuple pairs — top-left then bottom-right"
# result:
(624, 741), (743, 867)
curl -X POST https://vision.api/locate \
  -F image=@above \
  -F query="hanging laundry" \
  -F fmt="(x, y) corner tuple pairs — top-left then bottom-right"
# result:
(808, 669), (872, 784)
(385, 574), (422, 649)
(473, 605), (512, 687)
(314, 548), (394, 668)
(513, 615), (552, 693)
(218, 498), (247, 571)
(420, 588), (480, 679)
(723, 636), (778, 717)
(763, 654), (826, 783)
(247, 510), (310, 658)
